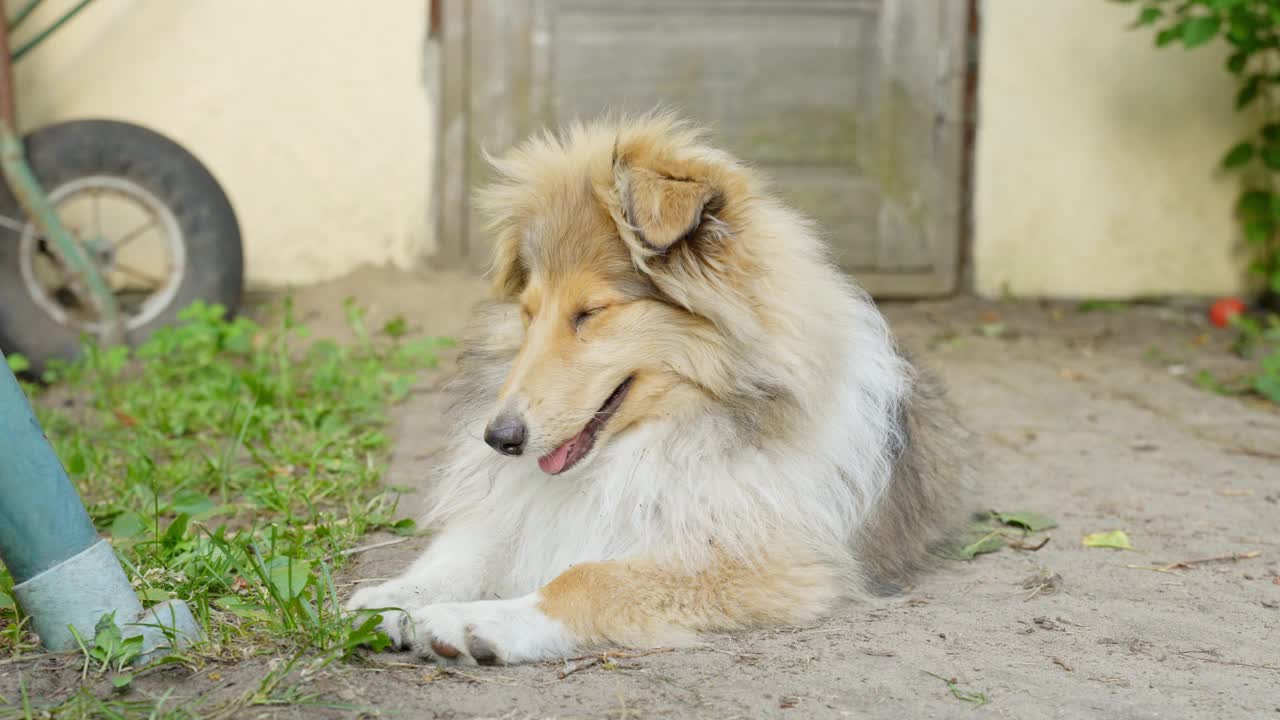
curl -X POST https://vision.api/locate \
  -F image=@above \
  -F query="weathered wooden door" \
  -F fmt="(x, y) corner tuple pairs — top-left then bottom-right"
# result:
(431, 0), (969, 296)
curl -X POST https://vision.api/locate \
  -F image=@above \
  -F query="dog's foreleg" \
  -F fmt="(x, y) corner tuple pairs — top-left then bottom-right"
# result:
(396, 550), (839, 665)
(345, 519), (502, 645)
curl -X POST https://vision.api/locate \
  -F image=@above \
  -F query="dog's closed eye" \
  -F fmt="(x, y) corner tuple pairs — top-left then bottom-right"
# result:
(573, 307), (605, 332)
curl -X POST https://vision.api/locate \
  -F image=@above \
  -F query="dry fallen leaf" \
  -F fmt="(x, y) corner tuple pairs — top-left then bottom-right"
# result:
(1083, 530), (1133, 550)
(1216, 488), (1254, 497)
(1059, 368), (1085, 382)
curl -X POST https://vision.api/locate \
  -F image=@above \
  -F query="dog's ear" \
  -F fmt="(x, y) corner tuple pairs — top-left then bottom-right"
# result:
(485, 228), (528, 299)
(611, 144), (722, 257)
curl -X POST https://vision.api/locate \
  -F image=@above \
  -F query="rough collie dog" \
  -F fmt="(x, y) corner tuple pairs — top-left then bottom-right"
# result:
(347, 113), (969, 665)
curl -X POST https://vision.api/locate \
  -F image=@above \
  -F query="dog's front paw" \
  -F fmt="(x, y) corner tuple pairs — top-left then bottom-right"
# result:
(345, 581), (423, 649)
(399, 596), (575, 666)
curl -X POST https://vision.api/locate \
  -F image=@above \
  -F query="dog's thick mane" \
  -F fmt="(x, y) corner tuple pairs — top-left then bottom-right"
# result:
(423, 112), (969, 600)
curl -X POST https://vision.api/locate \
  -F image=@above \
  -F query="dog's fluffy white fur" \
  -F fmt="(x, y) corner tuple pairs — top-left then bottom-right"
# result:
(347, 113), (969, 665)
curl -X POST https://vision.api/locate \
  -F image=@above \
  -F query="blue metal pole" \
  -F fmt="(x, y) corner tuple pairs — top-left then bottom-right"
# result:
(0, 351), (201, 656)
(0, 357), (100, 585)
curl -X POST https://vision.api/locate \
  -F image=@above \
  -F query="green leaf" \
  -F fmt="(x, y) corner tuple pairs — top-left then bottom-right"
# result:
(1245, 219), (1272, 245)
(162, 514), (190, 548)
(1195, 369), (1250, 396)
(171, 490), (215, 517)
(267, 557), (312, 600)
(5, 354), (29, 374)
(214, 596), (271, 622)
(1083, 530), (1133, 550)
(138, 587), (173, 604)
(391, 518), (418, 536)
(993, 511), (1058, 532)
(1221, 141), (1254, 168)
(1132, 6), (1163, 28)
(109, 511), (147, 540)
(1262, 145), (1280, 170)
(1237, 75), (1262, 108)
(1156, 23), (1185, 47)
(0, 590), (14, 611)
(358, 431), (389, 449)
(1239, 189), (1271, 218)
(1255, 372), (1280, 403)
(1076, 299), (1128, 313)
(381, 316), (409, 338)
(939, 527), (1006, 561)
(111, 673), (134, 690)
(1270, 270), (1280, 294)
(1226, 51), (1248, 74)
(1182, 16), (1221, 47)
(64, 448), (87, 477)
(978, 322), (1006, 338)
(91, 612), (126, 662)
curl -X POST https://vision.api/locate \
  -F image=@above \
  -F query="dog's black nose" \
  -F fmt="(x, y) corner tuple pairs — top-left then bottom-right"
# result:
(484, 414), (527, 456)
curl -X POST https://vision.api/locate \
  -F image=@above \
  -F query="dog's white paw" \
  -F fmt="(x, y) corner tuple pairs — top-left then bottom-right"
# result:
(398, 595), (575, 666)
(345, 581), (425, 648)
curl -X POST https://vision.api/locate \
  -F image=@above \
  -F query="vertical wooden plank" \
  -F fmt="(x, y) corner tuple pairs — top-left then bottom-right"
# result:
(432, 0), (470, 267)
(866, 0), (967, 295)
(464, 1), (535, 273)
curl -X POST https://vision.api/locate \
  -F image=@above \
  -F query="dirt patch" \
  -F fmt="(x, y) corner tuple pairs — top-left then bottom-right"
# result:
(4, 268), (1277, 719)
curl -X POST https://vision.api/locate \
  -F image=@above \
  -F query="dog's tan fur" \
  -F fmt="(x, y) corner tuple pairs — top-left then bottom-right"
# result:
(348, 112), (971, 664)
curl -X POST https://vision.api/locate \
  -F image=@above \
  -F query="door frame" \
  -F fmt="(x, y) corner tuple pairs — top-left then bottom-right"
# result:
(425, 0), (979, 297)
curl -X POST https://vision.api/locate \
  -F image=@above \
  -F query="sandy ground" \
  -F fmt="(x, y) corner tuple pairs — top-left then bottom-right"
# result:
(6, 267), (1279, 719)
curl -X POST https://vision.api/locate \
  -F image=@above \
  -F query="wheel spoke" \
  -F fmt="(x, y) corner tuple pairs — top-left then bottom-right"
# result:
(112, 216), (157, 251)
(92, 189), (102, 238)
(110, 262), (165, 289)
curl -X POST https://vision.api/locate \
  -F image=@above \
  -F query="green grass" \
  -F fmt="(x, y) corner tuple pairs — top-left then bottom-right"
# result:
(0, 300), (452, 717)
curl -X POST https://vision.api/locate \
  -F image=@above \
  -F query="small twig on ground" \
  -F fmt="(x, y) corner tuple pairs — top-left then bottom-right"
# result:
(1022, 568), (1062, 601)
(1010, 536), (1050, 552)
(1127, 550), (1261, 574)
(326, 537), (411, 562)
(1225, 445), (1280, 461)
(1176, 649), (1279, 673)
(0, 649), (78, 668)
(923, 671), (989, 707)
(336, 577), (393, 587)
(433, 667), (524, 686)
(557, 648), (673, 679)
(1051, 657), (1073, 672)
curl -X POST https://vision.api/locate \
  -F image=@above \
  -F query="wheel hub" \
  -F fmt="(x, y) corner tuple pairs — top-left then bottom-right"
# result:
(17, 176), (187, 334)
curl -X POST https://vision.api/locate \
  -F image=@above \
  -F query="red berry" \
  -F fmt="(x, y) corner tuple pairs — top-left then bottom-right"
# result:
(1208, 297), (1247, 328)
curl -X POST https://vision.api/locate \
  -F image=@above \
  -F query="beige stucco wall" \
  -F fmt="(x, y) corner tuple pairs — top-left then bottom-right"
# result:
(17, 1), (1252, 297)
(15, 0), (433, 288)
(973, 0), (1254, 298)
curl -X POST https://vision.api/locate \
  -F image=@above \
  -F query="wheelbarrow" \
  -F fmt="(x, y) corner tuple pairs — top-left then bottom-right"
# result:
(0, 0), (245, 376)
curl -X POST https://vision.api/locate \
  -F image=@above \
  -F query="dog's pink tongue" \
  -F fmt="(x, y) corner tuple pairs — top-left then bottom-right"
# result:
(538, 437), (575, 474)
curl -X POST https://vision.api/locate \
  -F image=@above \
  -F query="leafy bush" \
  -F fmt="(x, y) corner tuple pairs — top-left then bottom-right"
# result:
(1119, 0), (1280, 301)
(1119, 0), (1280, 403)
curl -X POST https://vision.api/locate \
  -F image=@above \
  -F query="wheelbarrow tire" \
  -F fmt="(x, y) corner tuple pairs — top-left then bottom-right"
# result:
(0, 119), (244, 377)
